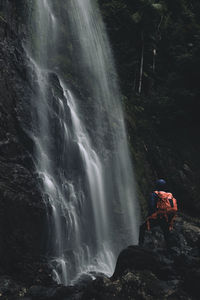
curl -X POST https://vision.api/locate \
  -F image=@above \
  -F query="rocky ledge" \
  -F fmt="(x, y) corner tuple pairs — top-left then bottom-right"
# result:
(2, 213), (200, 300)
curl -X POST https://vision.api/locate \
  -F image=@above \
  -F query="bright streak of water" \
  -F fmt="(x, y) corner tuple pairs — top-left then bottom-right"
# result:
(27, 0), (140, 285)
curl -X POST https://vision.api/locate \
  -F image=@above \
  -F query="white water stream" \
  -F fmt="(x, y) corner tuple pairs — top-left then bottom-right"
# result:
(28, 0), (140, 285)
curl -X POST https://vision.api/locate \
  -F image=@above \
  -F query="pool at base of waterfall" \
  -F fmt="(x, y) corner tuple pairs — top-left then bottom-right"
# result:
(49, 245), (115, 285)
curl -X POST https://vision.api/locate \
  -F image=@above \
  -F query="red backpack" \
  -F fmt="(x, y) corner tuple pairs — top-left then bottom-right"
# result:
(154, 191), (178, 214)
(146, 191), (178, 231)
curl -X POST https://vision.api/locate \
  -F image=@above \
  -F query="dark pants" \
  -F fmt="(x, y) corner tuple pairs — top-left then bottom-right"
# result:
(139, 217), (171, 246)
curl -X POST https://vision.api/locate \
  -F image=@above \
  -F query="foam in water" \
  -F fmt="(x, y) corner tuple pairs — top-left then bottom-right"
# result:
(27, 0), (140, 285)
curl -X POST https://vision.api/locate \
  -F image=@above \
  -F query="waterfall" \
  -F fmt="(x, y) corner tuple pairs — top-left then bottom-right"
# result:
(27, 0), (140, 285)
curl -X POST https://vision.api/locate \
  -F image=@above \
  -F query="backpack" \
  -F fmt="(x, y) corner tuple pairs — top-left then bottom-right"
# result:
(146, 191), (178, 231)
(154, 191), (178, 214)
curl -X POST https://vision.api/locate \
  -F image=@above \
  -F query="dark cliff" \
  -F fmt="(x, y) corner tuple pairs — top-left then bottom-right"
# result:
(0, 0), (49, 284)
(99, 0), (200, 217)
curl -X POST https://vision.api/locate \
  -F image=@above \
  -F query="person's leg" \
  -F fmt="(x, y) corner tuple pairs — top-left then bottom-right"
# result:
(165, 214), (178, 249)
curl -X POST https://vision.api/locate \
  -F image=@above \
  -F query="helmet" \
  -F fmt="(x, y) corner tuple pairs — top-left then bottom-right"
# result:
(156, 179), (166, 188)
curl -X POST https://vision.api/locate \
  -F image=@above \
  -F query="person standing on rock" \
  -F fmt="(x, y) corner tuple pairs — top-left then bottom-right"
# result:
(139, 179), (178, 246)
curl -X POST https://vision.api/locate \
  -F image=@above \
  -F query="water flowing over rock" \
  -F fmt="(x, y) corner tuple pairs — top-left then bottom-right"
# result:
(26, 0), (140, 284)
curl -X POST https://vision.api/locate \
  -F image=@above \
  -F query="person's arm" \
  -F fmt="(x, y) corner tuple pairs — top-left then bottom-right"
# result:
(148, 192), (158, 216)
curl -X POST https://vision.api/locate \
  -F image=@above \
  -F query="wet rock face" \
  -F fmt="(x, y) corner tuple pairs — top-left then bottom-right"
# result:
(0, 2), (48, 283)
(0, 0), (31, 36)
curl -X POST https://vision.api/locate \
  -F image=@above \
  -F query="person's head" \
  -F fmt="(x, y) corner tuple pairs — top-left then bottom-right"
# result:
(156, 179), (166, 190)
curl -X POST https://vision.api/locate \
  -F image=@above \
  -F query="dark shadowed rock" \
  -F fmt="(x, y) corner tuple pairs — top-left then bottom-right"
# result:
(112, 245), (175, 281)
(77, 214), (200, 300)
(0, 1), (50, 286)
(184, 269), (200, 298)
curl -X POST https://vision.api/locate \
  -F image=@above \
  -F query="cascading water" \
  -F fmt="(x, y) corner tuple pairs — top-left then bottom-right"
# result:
(27, 0), (140, 285)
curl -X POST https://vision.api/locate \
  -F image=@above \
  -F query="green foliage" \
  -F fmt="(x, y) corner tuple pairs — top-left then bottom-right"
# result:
(132, 12), (141, 24)
(152, 3), (163, 12)
(0, 11), (6, 23)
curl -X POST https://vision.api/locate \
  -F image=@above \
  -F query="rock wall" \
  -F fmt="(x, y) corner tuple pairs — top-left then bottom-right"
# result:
(98, 0), (200, 218)
(0, 0), (48, 283)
